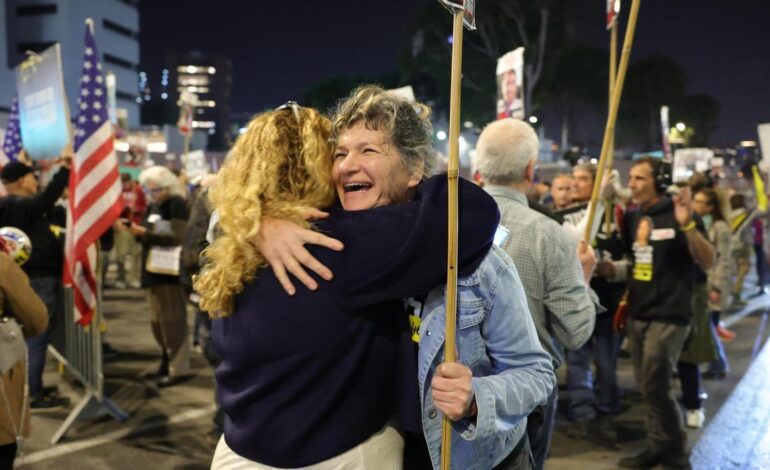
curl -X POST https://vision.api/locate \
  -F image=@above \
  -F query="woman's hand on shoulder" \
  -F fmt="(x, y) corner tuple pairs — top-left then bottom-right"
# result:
(253, 216), (344, 295)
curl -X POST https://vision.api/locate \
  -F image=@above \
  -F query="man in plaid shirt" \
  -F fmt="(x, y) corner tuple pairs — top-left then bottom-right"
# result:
(473, 119), (598, 470)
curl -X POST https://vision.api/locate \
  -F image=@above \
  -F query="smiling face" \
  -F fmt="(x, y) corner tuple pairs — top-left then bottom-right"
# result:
(571, 168), (594, 203)
(332, 123), (420, 211)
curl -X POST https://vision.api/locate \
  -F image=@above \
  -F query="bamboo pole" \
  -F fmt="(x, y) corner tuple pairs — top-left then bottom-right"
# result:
(604, 17), (619, 235)
(440, 10), (464, 470)
(583, 0), (642, 243)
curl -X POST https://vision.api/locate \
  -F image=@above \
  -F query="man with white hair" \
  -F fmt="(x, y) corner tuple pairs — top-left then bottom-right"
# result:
(472, 118), (598, 470)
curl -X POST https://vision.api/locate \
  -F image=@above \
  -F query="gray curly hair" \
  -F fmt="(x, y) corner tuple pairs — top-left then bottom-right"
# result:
(332, 85), (436, 179)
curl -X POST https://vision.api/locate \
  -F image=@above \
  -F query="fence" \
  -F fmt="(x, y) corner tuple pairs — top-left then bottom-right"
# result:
(47, 286), (127, 443)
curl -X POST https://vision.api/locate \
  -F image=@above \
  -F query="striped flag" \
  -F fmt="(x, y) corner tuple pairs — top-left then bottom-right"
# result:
(64, 20), (123, 325)
(1, 95), (21, 165)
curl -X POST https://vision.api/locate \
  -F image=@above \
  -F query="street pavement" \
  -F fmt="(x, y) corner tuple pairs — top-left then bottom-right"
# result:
(12, 280), (770, 469)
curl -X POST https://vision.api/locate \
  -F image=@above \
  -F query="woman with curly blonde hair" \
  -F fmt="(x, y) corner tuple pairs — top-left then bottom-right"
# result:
(195, 104), (336, 316)
(201, 99), (500, 469)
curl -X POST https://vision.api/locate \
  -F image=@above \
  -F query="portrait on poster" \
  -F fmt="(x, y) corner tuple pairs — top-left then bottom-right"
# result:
(496, 47), (525, 120)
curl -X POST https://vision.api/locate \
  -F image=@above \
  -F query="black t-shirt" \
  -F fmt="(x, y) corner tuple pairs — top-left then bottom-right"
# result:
(622, 198), (705, 325)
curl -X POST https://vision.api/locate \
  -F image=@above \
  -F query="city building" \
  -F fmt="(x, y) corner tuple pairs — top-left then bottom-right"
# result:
(163, 51), (232, 151)
(0, 0), (140, 128)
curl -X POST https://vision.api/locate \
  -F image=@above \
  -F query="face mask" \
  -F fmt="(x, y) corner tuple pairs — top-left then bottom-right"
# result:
(702, 214), (713, 230)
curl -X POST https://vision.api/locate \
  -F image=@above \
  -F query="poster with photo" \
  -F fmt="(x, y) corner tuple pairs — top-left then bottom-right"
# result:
(672, 147), (714, 183)
(496, 47), (525, 120)
(15, 44), (70, 159)
(607, 0), (620, 30)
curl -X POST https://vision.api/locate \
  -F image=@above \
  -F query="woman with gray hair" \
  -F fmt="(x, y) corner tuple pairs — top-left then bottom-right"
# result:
(129, 165), (191, 387)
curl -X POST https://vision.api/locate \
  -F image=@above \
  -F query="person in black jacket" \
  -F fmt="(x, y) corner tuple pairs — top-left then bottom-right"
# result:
(129, 166), (190, 388)
(0, 158), (71, 410)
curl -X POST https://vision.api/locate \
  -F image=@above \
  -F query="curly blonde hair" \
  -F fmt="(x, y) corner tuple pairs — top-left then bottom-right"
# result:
(194, 106), (336, 316)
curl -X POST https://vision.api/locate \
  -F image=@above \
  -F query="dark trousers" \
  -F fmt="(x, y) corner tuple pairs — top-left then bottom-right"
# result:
(493, 431), (533, 469)
(0, 442), (17, 470)
(26, 277), (61, 398)
(627, 319), (690, 456)
(707, 312), (729, 373)
(526, 387), (558, 470)
(677, 362), (701, 410)
(755, 244), (768, 287)
(565, 312), (620, 419)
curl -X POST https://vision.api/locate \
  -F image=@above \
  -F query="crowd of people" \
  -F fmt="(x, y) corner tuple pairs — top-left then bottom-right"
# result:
(0, 84), (767, 470)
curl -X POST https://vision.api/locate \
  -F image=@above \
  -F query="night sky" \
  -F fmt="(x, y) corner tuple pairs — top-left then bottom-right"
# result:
(140, 0), (770, 145)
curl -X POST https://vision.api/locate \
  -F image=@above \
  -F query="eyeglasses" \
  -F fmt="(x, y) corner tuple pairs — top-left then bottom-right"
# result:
(275, 101), (301, 126)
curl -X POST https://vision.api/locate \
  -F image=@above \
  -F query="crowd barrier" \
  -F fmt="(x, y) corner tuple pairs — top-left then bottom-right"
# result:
(48, 286), (128, 444)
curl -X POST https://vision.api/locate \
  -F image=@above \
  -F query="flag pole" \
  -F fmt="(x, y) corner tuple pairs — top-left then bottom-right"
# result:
(441, 9), (464, 470)
(604, 9), (619, 234)
(583, 0), (641, 243)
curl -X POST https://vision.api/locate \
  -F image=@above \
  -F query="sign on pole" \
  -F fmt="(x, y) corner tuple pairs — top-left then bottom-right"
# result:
(438, 0), (477, 30)
(660, 106), (672, 162)
(672, 148), (714, 183)
(758, 123), (770, 169)
(16, 44), (70, 159)
(496, 48), (525, 120)
(607, 0), (620, 30)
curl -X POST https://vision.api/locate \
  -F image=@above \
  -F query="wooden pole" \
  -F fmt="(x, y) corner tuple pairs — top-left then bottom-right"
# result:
(583, 0), (641, 243)
(604, 17), (619, 234)
(440, 10), (464, 470)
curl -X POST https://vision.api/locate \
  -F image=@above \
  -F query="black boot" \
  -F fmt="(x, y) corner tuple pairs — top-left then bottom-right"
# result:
(618, 448), (664, 469)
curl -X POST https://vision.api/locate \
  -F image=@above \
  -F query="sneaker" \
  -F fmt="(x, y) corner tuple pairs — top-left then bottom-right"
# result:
(685, 408), (705, 429)
(618, 447), (664, 469)
(716, 324), (736, 342)
(42, 385), (59, 397)
(30, 394), (70, 412)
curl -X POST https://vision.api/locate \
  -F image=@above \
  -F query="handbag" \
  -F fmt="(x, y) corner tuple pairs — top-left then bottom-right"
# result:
(0, 316), (25, 375)
(146, 246), (182, 276)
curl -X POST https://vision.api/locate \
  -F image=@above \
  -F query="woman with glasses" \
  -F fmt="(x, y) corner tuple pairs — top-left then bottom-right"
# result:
(129, 166), (191, 387)
(677, 187), (729, 429)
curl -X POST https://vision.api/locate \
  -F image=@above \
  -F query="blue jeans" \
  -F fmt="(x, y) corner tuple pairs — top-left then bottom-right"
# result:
(26, 277), (61, 398)
(566, 313), (620, 419)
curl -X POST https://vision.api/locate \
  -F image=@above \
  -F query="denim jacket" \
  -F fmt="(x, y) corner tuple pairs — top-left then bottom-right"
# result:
(416, 245), (556, 470)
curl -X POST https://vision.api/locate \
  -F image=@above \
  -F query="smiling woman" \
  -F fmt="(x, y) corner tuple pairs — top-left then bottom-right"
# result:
(331, 85), (435, 211)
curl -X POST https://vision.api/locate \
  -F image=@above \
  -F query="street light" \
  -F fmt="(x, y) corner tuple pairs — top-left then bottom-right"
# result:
(528, 116), (539, 124)
(436, 130), (447, 141)
(675, 122), (686, 132)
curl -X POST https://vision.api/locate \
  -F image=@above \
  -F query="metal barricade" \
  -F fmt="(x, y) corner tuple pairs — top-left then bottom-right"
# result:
(47, 286), (127, 443)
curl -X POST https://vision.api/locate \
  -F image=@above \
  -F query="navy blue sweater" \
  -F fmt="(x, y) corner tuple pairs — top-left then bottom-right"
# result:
(212, 176), (499, 467)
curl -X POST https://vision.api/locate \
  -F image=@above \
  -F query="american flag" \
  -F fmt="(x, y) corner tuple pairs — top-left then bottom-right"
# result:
(64, 20), (123, 325)
(1, 95), (21, 165)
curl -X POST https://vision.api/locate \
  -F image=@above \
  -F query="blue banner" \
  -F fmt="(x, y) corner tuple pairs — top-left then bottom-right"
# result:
(16, 44), (70, 159)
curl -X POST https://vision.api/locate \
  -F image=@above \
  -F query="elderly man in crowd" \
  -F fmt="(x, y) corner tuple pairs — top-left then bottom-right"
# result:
(472, 118), (599, 470)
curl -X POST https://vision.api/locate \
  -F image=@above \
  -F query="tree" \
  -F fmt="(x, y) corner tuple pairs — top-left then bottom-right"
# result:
(617, 54), (688, 150)
(301, 73), (401, 116)
(399, 0), (572, 123)
(681, 93), (720, 147)
(540, 46), (608, 149)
